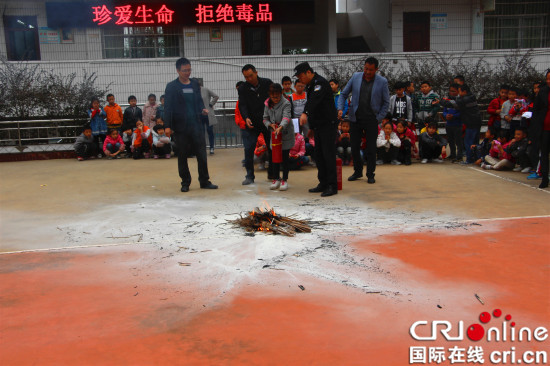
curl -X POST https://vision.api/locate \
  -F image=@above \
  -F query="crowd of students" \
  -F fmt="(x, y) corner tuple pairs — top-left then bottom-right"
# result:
(74, 67), (550, 190)
(75, 94), (173, 160)
(74, 83), (220, 161)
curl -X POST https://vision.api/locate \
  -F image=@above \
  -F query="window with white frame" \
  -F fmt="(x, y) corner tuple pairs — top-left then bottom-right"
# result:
(484, 0), (549, 49)
(102, 26), (181, 59)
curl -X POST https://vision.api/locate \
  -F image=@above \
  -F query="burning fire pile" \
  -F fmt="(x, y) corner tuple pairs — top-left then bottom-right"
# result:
(230, 207), (312, 237)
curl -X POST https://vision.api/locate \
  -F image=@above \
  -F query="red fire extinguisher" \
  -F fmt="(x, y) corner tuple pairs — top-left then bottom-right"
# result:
(336, 158), (342, 190)
(271, 130), (282, 163)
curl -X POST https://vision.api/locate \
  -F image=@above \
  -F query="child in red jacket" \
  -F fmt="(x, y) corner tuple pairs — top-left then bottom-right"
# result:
(253, 133), (268, 170)
(132, 120), (152, 159)
(487, 84), (509, 134)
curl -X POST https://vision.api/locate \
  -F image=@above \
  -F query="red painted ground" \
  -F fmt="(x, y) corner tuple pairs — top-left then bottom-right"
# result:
(1, 218), (548, 365)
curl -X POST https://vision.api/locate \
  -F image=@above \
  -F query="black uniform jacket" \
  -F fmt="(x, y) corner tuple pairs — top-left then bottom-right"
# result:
(303, 73), (337, 129)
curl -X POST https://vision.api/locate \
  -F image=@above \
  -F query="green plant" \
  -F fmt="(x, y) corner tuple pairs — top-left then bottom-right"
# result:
(318, 56), (363, 86)
(0, 57), (110, 120)
(318, 50), (544, 103)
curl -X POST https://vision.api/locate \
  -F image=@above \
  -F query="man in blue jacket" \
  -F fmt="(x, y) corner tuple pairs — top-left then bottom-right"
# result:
(338, 57), (390, 184)
(164, 57), (218, 192)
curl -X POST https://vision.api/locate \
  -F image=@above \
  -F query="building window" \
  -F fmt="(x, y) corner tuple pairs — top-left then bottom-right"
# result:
(484, 0), (549, 49)
(3, 16), (40, 61)
(102, 27), (181, 59)
(242, 26), (270, 55)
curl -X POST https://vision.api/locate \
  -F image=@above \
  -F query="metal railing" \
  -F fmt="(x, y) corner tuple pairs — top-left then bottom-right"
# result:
(0, 100), (242, 154)
(0, 100), (493, 155)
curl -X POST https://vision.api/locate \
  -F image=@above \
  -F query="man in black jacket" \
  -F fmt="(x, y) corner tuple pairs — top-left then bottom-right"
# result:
(295, 62), (339, 197)
(238, 64), (273, 185)
(164, 57), (218, 192)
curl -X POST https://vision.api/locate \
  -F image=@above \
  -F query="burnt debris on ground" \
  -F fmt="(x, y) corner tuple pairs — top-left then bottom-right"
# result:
(230, 207), (321, 237)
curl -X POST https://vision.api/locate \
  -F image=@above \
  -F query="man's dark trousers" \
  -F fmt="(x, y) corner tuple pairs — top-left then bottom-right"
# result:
(174, 127), (210, 187)
(314, 123), (338, 189)
(242, 125), (271, 181)
(351, 118), (378, 179)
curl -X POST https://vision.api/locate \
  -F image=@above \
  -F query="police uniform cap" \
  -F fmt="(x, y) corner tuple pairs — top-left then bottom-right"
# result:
(293, 62), (313, 77)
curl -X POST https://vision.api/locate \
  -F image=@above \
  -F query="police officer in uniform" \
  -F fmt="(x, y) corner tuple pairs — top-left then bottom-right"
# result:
(294, 62), (338, 197)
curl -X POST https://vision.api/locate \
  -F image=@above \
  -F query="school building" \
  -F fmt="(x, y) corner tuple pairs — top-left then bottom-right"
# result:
(0, 0), (549, 102)
(336, 0), (549, 53)
(2, 0), (548, 61)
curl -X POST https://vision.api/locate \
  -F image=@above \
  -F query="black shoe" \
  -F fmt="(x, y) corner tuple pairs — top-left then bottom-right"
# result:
(180, 185), (189, 192)
(348, 173), (362, 181)
(540, 179), (549, 189)
(242, 178), (254, 185)
(321, 187), (337, 197)
(308, 185), (325, 193)
(367, 177), (376, 184)
(201, 182), (218, 189)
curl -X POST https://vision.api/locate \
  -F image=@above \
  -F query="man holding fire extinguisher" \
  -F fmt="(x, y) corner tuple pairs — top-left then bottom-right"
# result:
(294, 62), (339, 197)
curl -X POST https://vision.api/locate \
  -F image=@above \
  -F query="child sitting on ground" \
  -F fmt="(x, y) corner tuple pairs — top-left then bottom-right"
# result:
(132, 120), (152, 159)
(121, 127), (133, 158)
(152, 124), (172, 159)
(472, 126), (496, 166)
(263, 83), (293, 191)
(289, 132), (309, 170)
(376, 121), (401, 165)
(395, 119), (415, 165)
(420, 122), (447, 164)
(87, 97), (107, 157)
(481, 132), (507, 169)
(337, 120), (352, 165)
(103, 129), (125, 159)
(507, 127), (531, 172)
(253, 133), (268, 170)
(483, 128), (529, 171)
(74, 124), (98, 161)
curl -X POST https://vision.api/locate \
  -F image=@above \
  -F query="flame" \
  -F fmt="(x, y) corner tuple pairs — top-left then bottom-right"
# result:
(261, 200), (272, 211)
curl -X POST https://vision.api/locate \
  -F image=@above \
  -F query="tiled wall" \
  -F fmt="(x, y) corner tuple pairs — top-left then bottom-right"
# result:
(391, 0), (484, 52)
